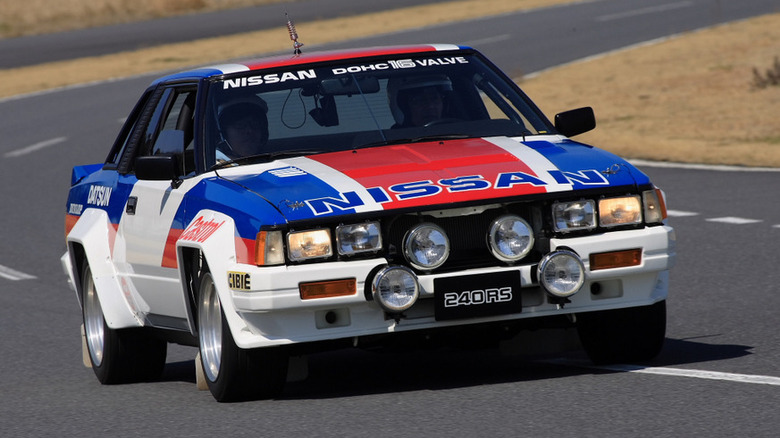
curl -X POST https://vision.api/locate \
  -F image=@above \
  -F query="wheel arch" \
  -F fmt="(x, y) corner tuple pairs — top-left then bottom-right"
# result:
(175, 210), (250, 341)
(65, 208), (142, 328)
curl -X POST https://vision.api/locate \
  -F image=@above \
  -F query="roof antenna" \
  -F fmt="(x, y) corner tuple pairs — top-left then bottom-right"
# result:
(286, 11), (304, 56)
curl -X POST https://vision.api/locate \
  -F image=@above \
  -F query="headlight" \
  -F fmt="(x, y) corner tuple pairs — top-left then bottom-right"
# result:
(552, 200), (596, 232)
(538, 250), (585, 298)
(488, 215), (534, 262)
(336, 222), (382, 255)
(372, 265), (419, 313)
(403, 223), (450, 270)
(287, 229), (332, 261)
(599, 196), (642, 227)
(643, 188), (667, 224)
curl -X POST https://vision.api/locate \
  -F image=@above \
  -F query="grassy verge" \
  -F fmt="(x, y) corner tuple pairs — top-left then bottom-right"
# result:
(520, 13), (780, 167)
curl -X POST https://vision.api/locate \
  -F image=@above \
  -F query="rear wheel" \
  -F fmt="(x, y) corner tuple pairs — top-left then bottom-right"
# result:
(197, 270), (287, 402)
(577, 300), (666, 365)
(81, 262), (167, 383)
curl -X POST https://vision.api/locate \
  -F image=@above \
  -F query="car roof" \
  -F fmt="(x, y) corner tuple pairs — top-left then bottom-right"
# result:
(150, 44), (470, 86)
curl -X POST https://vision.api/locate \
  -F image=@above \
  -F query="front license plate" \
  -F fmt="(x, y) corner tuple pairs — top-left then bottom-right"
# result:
(434, 271), (522, 321)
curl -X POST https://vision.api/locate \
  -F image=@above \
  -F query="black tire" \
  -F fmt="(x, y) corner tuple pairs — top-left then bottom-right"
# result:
(577, 300), (666, 365)
(197, 271), (287, 402)
(81, 262), (167, 384)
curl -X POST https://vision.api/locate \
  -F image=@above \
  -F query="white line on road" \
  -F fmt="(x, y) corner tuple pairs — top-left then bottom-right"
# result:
(0, 264), (37, 281)
(543, 359), (780, 386)
(597, 364), (780, 386)
(596, 1), (694, 22)
(667, 210), (699, 217)
(4, 137), (67, 158)
(706, 217), (763, 225)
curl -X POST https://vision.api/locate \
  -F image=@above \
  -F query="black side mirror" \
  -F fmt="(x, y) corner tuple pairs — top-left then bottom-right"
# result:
(135, 155), (179, 181)
(555, 107), (596, 137)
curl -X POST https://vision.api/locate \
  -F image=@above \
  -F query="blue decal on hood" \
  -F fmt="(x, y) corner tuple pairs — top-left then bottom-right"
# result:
(224, 166), (355, 221)
(525, 139), (650, 188)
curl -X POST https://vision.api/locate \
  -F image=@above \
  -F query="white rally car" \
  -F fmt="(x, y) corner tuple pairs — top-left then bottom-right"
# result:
(62, 44), (676, 401)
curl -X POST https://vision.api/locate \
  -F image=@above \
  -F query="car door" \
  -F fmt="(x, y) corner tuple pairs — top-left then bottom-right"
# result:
(113, 84), (200, 330)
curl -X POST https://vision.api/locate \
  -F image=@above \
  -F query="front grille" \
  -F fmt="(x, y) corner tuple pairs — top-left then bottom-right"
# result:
(384, 204), (544, 273)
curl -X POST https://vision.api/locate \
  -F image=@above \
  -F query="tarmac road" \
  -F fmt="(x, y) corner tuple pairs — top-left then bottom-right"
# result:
(1, 0), (779, 436)
(0, 0), (454, 68)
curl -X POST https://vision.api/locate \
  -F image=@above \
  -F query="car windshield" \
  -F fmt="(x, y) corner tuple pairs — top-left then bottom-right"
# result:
(204, 51), (552, 168)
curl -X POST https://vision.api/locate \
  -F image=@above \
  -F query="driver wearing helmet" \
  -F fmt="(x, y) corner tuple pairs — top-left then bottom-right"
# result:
(216, 95), (269, 161)
(387, 75), (452, 128)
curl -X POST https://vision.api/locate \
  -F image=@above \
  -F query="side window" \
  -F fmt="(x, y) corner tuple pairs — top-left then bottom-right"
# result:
(104, 91), (153, 168)
(149, 89), (197, 176)
(138, 88), (174, 157)
(119, 85), (198, 177)
(475, 76), (533, 131)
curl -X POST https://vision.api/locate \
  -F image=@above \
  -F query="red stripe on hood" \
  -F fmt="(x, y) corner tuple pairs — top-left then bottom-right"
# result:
(310, 138), (548, 209)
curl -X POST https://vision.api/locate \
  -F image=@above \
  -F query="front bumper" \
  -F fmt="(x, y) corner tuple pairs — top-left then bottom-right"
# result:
(227, 225), (675, 348)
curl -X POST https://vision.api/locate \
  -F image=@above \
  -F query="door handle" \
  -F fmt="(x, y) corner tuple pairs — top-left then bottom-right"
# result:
(126, 196), (138, 215)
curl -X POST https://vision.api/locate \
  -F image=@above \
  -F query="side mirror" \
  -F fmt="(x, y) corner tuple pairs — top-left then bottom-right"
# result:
(555, 107), (596, 137)
(152, 129), (185, 155)
(135, 155), (179, 181)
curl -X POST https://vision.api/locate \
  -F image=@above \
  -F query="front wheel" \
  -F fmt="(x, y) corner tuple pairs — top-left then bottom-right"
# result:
(577, 300), (666, 365)
(197, 270), (287, 402)
(81, 262), (167, 383)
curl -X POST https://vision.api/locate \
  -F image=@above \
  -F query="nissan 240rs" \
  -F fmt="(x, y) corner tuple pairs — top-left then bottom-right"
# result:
(62, 44), (676, 402)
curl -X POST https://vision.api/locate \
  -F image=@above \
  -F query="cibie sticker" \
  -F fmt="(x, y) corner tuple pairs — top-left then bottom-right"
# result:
(179, 216), (224, 243)
(228, 271), (251, 291)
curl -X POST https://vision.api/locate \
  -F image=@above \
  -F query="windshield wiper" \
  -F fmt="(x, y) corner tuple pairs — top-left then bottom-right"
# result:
(210, 149), (325, 171)
(355, 134), (470, 150)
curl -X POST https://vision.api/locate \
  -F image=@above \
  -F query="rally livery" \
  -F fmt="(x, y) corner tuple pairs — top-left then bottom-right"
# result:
(62, 44), (676, 402)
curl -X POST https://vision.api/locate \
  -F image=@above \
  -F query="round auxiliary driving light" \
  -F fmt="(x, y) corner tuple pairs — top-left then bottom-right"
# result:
(538, 250), (586, 298)
(371, 266), (420, 313)
(488, 215), (534, 262)
(403, 223), (450, 270)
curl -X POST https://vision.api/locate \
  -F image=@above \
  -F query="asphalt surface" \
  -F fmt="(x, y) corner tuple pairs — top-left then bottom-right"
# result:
(0, 0), (451, 68)
(1, 0), (780, 436)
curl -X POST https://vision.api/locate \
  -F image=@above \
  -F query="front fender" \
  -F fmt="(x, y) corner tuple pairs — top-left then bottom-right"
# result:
(65, 208), (142, 328)
(176, 210), (253, 344)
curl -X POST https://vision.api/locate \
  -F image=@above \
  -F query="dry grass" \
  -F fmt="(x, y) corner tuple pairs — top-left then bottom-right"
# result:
(521, 13), (780, 167)
(0, 0), (778, 167)
(0, 0), (284, 37)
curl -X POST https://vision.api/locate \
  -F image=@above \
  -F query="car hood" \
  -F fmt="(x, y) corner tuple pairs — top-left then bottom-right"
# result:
(220, 136), (650, 222)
